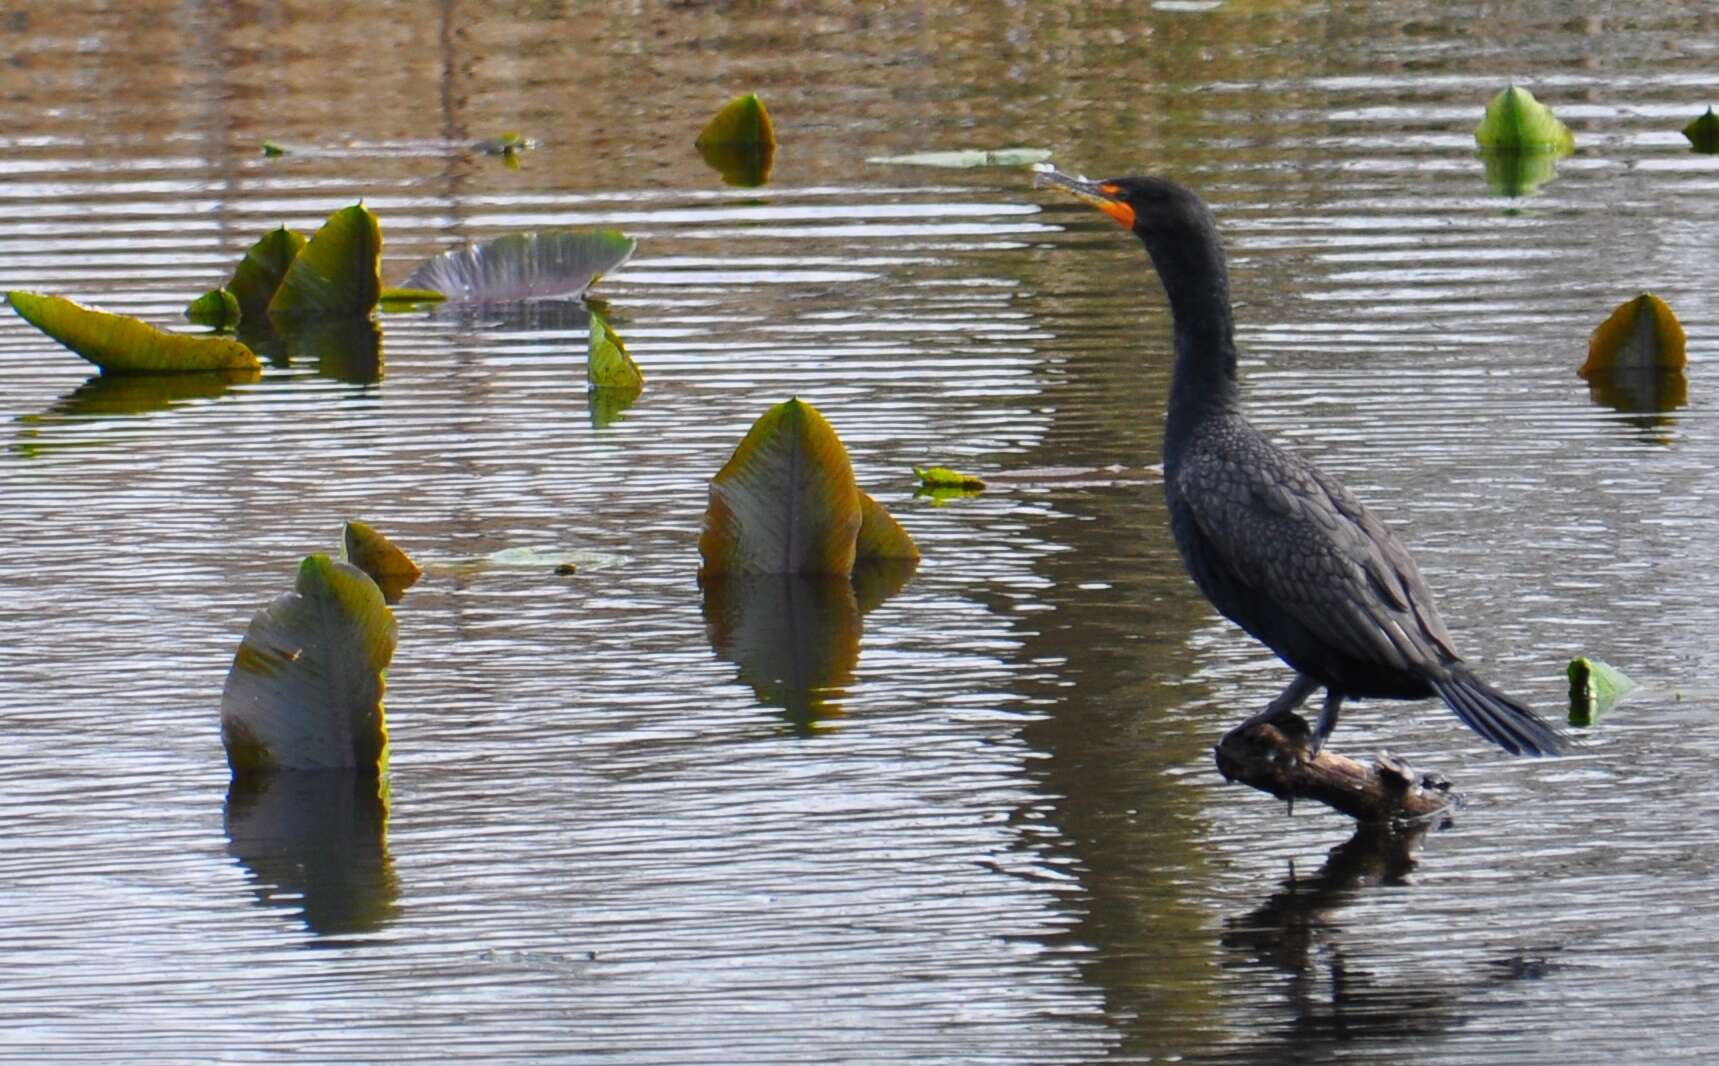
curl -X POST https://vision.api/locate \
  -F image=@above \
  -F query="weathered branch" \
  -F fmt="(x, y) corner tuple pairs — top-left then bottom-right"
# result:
(1213, 713), (1459, 823)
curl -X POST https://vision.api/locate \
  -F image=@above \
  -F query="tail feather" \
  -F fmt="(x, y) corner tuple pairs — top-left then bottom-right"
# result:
(1431, 671), (1568, 757)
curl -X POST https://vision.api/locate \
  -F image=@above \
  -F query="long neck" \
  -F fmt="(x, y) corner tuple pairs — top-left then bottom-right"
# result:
(1140, 219), (1241, 459)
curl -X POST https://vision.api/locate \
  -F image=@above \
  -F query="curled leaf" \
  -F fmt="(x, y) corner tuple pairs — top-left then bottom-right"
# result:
(587, 312), (643, 391)
(267, 204), (382, 319)
(914, 465), (986, 490)
(7, 291), (260, 374)
(695, 93), (776, 187)
(185, 288), (241, 330)
(229, 227), (308, 322)
(1568, 656), (1634, 727)
(1580, 293), (1686, 377)
(855, 491), (920, 563)
(401, 230), (636, 304)
(1683, 107), (1719, 153)
(699, 398), (862, 578)
(1475, 85), (1574, 152)
(342, 520), (422, 603)
(220, 555), (396, 774)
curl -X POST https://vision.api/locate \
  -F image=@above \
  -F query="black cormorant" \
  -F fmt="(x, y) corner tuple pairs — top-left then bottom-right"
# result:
(1038, 167), (1566, 758)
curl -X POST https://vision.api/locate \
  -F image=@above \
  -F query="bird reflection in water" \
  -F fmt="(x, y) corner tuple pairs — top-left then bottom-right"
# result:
(224, 769), (399, 941)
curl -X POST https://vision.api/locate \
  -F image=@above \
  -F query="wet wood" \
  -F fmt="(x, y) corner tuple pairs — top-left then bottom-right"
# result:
(1213, 713), (1459, 823)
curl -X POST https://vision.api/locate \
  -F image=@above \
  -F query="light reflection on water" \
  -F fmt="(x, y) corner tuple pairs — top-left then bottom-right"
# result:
(3, 0), (1719, 1061)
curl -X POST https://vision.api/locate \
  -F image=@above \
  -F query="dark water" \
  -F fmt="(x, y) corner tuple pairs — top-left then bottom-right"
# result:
(2, 1), (1717, 1061)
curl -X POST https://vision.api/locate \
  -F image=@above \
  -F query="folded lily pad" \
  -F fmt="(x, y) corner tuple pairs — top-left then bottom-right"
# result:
(186, 288), (241, 330)
(342, 521), (422, 603)
(400, 230), (636, 304)
(7, 291), (260, 374)
(695, 93), (776, 187)
(230, 227), (309, 322)
(855, 491), (919, 563)
(1579, 293), (1686, 376)
(1475, 85), (1574, 152)
(587, 312), (643, 391)
(1684, 107), (1719, 153)
(1568, 656), (1634, 727)
(699, 398), (862, 578)
(867, 148), (1053, 168)
(914, 465), (986, 490)
(267, 204), (382, 319)
(220, 555), (397, 774)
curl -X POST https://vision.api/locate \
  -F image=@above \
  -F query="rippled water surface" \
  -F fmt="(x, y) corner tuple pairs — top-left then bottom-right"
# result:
(4, 2), (1719, 1062)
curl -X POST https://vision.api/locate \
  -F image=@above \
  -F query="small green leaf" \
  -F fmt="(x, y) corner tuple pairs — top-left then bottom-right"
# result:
(867, 148), (1054, 168)
(914, 464), (986, 490)
(1475, 85), (1574, 152)
(401, 230), (636, 304)
(261, 141), (288, 157)
(1579, 293), (1687, 376)
(221, 555), (397, 774)
(855, 491), (920, 563)
(342, 521), (422, 604)
(229, 227), (309, 322)
(378, 287), (448, 309)
(699, 398), (863, 578)
(1568, 656), (1635, 727)
(695, 93), (776, 187)
(185, 288), (242, 330)
(267, 204), (382, 319)
(1683, 107), (1719, 153)
(587, 312), (644, 391)
(7, 291), (260, 374)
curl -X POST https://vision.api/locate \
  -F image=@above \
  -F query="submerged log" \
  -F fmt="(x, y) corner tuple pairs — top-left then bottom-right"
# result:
(1214, 713), (1459, 823)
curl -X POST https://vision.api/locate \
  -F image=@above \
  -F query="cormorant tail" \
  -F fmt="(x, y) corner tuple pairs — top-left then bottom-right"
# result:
(1431, 670), (1568, 757)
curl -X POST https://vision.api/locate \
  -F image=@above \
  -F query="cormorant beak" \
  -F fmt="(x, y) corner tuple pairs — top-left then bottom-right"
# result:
(1032, 164), (1137, 229)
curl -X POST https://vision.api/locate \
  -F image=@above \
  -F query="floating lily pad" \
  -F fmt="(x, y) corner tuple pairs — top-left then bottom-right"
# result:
(699, 398), (863, 579)
(1580, 293), (1686, 377)
(1475, 85), (1574, 152)
(587, 312), (643, 391)
(7, 291), (260, 374)
(1568, 656), (1634, 727)
(400, 230), (636, 304)
(185, 288), (241, 330)
(914, 464), (986, 490)
(229, 227), (309, 322)
(695, 93), (776, 187)
(261, 141), (288, 157)
(342, 520), (422, 604)
(855, 490), (920, 563)
(378, 287), (447, 311)
(1684, 107), (1719, 153)
(220, 555), (397, 775)
(867, 148), (1053, 168)
(267, 204), (382, 319)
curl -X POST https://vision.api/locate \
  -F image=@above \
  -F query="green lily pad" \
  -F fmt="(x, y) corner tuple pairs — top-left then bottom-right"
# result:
(1580, 293), (1686, 376)
(7, 291), (260, 374)
(220, 554), (397, 774)
(1475, 85), (1574, 152)
(267, 204), (382, 319)
(866, 148), (1054, 168)
(855, 491), (919, 563)
(342, 520), (422, 604)
(587, 312), (643, 391)
(185, 288), (242, 330)
(1568, 656), (1634, 727)
(401, 230), (636, 304)
(699, 398), (864, 579)
(261, 141), (288, 157)
(1683, 107), (1719, 153)
(229, 227), (309, 323)
(914, 464), (986, 490)
(695, 93), (776, 187)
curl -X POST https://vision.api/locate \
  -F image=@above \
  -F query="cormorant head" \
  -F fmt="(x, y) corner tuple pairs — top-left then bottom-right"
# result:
(1033, 166), (1217, 251)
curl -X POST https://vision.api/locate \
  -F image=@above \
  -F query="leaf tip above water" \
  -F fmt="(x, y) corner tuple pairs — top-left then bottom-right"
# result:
(342, 521), (422, 603)
(696, 93), (776, 187)
(587, 312), (645, 391)
(1568, 656), (1634, 727)
(1684, 106), (1719, 153)
(1580, 292), (1687, 377)
(1475, 84), (1574, 152)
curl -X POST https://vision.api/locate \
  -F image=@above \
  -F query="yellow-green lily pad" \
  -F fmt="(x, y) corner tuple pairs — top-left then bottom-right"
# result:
(185, 288), (241, 330)
(342, 520), (422, 604)
(229, 227), (309, 322)
(1568, 656), (1634, 727)
(7, 291), (260, 374)
(1579, 293), (1686, 376)
(267, 204), (382, 319)
(587, 312), (643, 391)
(695, 93), (776, 187)
(1475, 85), (1574, 152)
(914, 464), (986, 490)
(855, 491), (920, 563)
